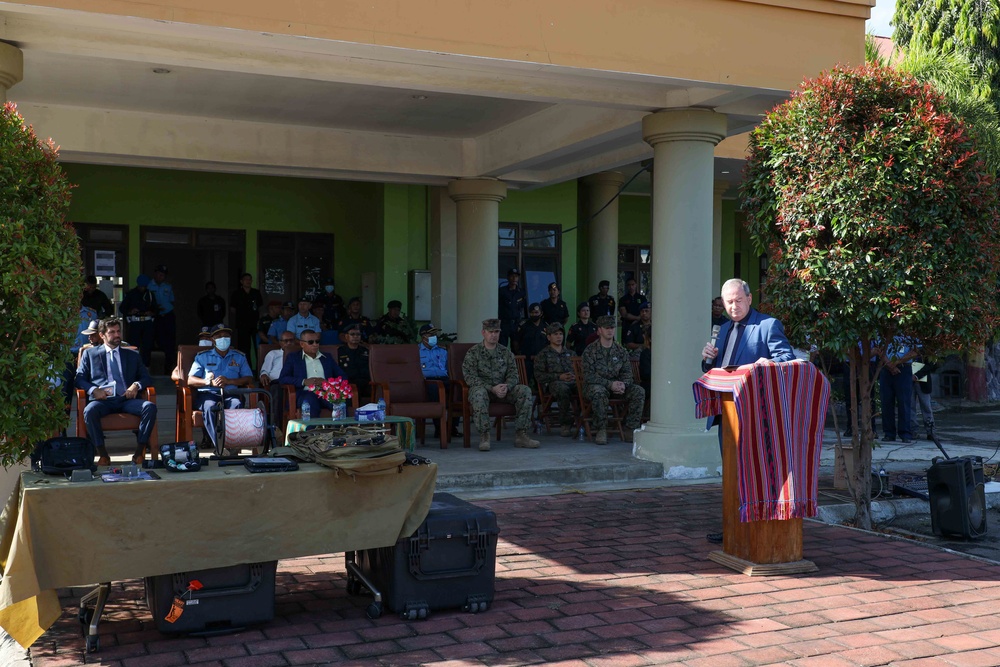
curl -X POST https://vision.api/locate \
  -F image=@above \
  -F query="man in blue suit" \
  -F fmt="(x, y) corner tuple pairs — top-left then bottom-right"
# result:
(75, 318), (157, 465)
(278, 328), (346, 416)
(702, 279), (795, 371)
(700, 279), (794, 544)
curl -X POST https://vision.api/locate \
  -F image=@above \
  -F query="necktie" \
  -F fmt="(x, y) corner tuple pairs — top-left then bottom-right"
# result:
(109, 350), (125, 396)
(720, 322), (741, 367)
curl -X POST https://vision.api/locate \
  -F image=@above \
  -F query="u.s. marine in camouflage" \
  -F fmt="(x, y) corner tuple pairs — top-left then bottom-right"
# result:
(533, 324), (578, 434)
(462, 319), (538, 451)
(582, 316), (644, 443)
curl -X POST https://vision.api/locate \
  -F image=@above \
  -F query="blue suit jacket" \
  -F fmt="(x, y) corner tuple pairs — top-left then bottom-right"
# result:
(75, 345), (152, 397)
(704, 308), (795, 371)
(278, 351), (345, 395)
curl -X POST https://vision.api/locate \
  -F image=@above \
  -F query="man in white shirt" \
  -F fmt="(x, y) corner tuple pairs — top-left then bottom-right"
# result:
(259, 331), (299, 426)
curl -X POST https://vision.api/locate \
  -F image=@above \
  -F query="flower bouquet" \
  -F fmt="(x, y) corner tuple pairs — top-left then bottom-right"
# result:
(305, 377), (353, 419)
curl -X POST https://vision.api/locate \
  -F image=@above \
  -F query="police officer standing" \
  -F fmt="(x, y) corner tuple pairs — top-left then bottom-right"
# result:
(313, 277), (345, 324)
(186, 325), (254, 453)
(516, 302), (548, 382)
(120, 274), (158, 367)
(588, 280), (616, 319)
(498, 267), (527, 348)
(149, 265), (176, 361)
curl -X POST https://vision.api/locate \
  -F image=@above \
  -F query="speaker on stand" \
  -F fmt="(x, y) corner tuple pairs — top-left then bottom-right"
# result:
(926, 456), (987, 539)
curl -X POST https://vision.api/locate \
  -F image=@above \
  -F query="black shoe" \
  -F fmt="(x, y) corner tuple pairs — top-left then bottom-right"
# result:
(901, 438), (914, 444)
(706, 532), (723, 544)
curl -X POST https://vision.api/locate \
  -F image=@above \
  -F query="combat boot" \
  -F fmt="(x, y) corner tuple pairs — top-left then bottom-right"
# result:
(595, 429), (607, 445)
(479, 431), (491, 452)
(560, 424), (575, 438)
(514, 430), (540, 448)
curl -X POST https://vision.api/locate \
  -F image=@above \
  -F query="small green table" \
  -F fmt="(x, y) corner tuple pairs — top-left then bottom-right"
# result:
(285, 416), (416, 451)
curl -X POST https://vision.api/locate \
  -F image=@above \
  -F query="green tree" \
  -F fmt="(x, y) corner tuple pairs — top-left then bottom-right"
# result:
(741, 65), (1000, 528)
(867, 35), (1000, 174)
(0, 102), (78, 467)
(893, 0), (1000, 111)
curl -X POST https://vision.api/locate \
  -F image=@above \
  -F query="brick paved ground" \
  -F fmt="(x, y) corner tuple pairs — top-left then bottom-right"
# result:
(30, 485), (1000, 666)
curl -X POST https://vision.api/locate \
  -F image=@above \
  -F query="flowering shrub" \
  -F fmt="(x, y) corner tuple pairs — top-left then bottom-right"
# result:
(306, 377), (353, 403)
(0, 102), (78, 466)
(742, 64), (1000, 528)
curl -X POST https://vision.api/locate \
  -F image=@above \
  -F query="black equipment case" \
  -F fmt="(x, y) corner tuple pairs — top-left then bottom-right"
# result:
(145, 561), (277, 634)
(352, 492), (498, 620)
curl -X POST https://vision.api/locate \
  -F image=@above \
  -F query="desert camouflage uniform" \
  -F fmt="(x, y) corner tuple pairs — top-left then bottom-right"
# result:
(582, 340), (644, 430)
(462, 343), (533, 434)
(533, 345), (576, 427)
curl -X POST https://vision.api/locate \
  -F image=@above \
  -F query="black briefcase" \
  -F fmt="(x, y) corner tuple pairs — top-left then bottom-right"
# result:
(30, 437), (97, 475)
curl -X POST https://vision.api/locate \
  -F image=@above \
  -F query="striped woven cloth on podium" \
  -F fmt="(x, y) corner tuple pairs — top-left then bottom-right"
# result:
(693, 360), (830, 522)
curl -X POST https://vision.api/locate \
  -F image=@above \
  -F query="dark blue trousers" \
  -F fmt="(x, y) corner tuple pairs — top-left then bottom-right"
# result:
(83, 395), (157, 449)
(879, 364), (913, 441)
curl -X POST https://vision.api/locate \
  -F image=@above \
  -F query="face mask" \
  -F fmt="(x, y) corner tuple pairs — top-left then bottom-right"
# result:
(531, 315), (541, 322)
(198, 339), (213, 347)
(427, 336), (438, 347)
(215, 337), (231, 352)
(325, 285), (334, 294)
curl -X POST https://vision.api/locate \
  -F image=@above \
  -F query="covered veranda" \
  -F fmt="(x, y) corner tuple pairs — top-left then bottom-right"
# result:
(0, 0), (872, 473)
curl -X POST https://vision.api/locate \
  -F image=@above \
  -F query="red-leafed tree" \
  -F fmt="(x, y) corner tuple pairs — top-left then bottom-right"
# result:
(0, 102), (78, 467)
(741, 65), (1000, 528)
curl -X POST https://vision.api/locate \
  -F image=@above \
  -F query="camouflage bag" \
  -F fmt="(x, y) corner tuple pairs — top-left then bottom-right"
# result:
(277, 426), (405, 479)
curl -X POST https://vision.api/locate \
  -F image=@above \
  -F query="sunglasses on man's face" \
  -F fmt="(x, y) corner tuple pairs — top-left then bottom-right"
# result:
(302, 339), (321, 345)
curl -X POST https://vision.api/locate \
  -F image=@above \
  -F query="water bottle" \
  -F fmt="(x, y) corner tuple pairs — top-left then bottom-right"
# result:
(301, 402), (311, 422)
(577, 427), (585, 441)
(377, 397), (386, 421)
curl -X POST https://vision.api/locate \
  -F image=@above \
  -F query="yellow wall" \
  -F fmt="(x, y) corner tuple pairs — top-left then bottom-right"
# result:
(18, 0), (870, 90)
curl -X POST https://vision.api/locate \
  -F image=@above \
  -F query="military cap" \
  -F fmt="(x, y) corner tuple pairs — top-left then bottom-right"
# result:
(211, 324), (233, 336)
(82, 320), (100, 335)
(482, 319), (502, 331)
(419, 323), (441, 336)
(640, 301), (651, 310)
(596, 315), (616, 328)
(577, 301), (590, 312)
(544, 322), (564, 335)
(298, 294), (312, 303)
(341, 322), (362, 334)
(154, 265), (168, 274)
(282, 301), (294, 309)
(598, 280), (610, 289)
(507, 267), (520, 275)
(387, 299), (403, 309)
(197, 326), (213, 340)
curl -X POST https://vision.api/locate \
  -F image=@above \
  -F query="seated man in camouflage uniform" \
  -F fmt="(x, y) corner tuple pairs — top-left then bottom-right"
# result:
(533, 323), (577, 437)
(582, 316), (645, 445)
(462, 318), (540, 452)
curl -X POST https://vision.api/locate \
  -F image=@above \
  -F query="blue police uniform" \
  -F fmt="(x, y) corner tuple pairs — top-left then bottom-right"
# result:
(149, 277), (176, 357)
(419, 344), (448, 379)
(285, 313), (321, 339)
(189, 347), (253, 447)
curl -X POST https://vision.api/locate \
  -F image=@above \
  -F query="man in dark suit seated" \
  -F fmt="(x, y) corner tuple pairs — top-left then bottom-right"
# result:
(278, 328), (346, 416)
(75, 317), (157, 465)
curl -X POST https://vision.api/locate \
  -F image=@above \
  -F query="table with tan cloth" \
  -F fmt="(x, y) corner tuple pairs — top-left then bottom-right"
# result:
(0, 461), (437, 647)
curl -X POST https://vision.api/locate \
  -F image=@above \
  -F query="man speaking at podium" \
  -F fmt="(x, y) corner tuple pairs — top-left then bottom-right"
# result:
(702, 279), (794, 371)
(700, 278), (795, 543)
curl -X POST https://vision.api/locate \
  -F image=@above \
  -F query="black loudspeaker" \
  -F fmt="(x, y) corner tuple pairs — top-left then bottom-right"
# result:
(927, 456), (987, 539)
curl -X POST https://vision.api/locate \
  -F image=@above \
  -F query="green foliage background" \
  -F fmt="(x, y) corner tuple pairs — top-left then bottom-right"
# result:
(0, 102), (78, 467)
(893, 0), (1000, 112)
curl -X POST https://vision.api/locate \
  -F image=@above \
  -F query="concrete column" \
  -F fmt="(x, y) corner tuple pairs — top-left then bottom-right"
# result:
(634, 109), (727, 475)
(0, 42), (24, 101)
(582, 172), (625, 297)
(429, 187), (459, 334)
(712, 182), (729, 296)
(448, 178), (507, 343)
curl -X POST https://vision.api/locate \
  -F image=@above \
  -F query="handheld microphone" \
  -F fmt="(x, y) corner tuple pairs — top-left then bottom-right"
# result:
(709, 325), (720, 348)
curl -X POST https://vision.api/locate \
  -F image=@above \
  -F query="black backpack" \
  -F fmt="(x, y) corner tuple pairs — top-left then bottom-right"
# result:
(31, 437), (97, 475)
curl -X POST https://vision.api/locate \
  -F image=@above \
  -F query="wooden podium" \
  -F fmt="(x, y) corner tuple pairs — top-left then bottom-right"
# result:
(709, 394), (818, 576)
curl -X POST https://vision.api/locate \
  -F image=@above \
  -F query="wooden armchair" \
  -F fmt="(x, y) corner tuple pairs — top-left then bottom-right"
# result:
(447, 343), (516, 448)
(572, 357), (625, 442)
(173, 344), (207, 443)
(75, 346), (159, 460)
(281, 345), (359, 431)
(369, 344), (448, 447)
